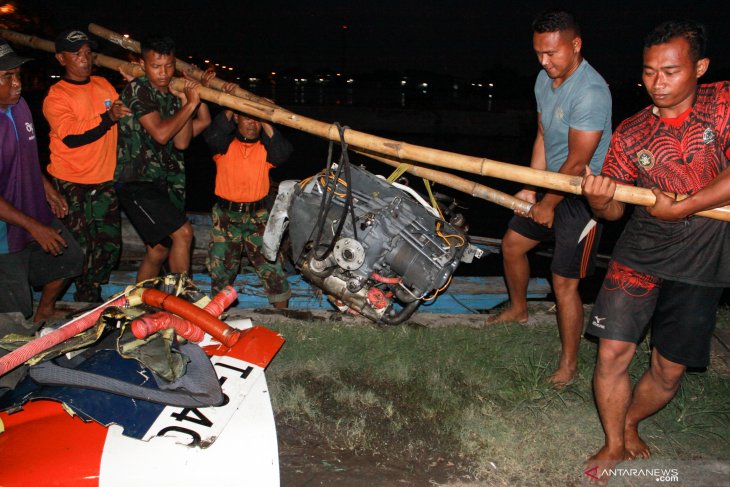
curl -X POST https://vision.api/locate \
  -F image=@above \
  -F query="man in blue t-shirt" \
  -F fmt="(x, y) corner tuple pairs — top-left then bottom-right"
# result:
(489, 9), (612, 387)
(0, 40), (82, 326)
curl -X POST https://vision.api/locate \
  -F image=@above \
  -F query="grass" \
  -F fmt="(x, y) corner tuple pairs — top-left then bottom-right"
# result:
(265, 308), (730, 486)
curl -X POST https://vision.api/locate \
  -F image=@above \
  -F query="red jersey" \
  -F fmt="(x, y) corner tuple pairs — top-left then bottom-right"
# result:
(603, 82), (730, 287)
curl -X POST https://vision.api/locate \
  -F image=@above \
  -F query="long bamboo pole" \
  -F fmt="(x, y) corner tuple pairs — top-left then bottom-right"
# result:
(4, 27), (730, 222)
(81, 26), (533, 219)
(87, 23), (277, 109)
(354, 149), (533, 214)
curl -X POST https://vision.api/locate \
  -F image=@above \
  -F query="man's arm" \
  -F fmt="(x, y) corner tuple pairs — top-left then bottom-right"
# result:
(43, 88), (130, 148)
(192, 102), (211, 138)
(41, 176), (68, 219)
(260, 122), (293, 165)
(581, 166), (625, 221)
(138, 80), (201, 149)
(202, 110), (236, 155)
(0, 196), (67, 255)
(529, 116), (547, 171)
(61, 100), (131, 148)
(513, 116), (546, 213)
(189, 70), (215, 138)
(529, 128), (603, 227)
(648, 166), (730, 220)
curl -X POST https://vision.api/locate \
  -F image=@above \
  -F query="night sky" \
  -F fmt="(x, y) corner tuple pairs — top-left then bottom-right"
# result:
(21, 0), (730, 84)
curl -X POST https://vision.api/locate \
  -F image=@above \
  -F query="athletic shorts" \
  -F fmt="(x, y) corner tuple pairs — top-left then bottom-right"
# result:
(587, 260), (723, 368)
(508, 196), (602, 279)
(117, 182), (187, 248)
(0, 219), (83, 318)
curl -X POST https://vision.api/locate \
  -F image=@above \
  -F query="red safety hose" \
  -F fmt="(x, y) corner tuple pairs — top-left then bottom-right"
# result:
(131, 286), (238, 342)
(141, 289), (241, 347)
(0, 295), (128, 377)
(131, 312), (206, 342)
(204, 286), (238, 317)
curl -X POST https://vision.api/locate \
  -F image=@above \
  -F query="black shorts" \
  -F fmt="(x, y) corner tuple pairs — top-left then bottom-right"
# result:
(117, 182), (187, 248)
(508, 197), (602, 279)
(587, 260), (723, 368)
(0, 219), (83, 318)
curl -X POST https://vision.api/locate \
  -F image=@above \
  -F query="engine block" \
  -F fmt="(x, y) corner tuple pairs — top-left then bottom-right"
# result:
(264, 165), (479, 323)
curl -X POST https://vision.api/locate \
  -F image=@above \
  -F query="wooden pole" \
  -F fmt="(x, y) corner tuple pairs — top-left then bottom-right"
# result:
(87, 23), (278, 109)
(354, 149), (533, 214)
(4, 27), (730, 223)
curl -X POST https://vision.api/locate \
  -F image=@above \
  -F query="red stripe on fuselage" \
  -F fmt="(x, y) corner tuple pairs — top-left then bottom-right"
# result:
(0, 400), (107, 486)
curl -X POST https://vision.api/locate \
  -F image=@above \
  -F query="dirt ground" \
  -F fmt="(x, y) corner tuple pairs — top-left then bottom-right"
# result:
(270, 304), (730, 487)
(277, 424), (475, 487)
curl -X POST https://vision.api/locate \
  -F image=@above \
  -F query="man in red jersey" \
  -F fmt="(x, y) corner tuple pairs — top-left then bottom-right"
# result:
(581, 20), (729, 483)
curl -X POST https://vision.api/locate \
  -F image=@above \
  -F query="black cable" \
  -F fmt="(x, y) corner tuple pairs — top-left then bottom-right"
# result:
(312, 124), (358, 261)
(309, 136), (337, 256)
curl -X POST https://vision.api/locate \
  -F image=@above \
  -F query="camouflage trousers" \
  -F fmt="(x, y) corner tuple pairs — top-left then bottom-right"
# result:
(207, 203), (291, 303)
(53, 178), (121, 302)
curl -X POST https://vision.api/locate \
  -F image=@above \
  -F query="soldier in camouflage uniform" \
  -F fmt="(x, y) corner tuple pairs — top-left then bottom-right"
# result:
(203, 105), (292, 308)
(50, 180), (121, 301)
(44, 30), (130, 302)
(115, 36), (210, 283)
(209, 205), (291, 304)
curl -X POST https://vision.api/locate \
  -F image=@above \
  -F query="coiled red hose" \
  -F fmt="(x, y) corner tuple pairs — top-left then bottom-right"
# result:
(140, 289), (240, 347)
(131, 286), (238, 342)
(204, 286), (238, 317)
(131, 311), (206, 342)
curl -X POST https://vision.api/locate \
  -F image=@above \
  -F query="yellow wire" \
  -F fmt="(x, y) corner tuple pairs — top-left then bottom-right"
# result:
(435, 221), (466, 247)
(387, 163), (412, 182)
(422, 178), (443, 219)
(421, 275), (453, 302)
(318, 173), (348, 197)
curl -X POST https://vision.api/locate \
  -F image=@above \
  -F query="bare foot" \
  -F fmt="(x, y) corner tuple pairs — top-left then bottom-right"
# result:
(624, 426), (650, 460)
(486, 307), (528, 324)
(548, 366), (577, 388)
(33, 308), (68, 324)
(584, 446), (626, 486)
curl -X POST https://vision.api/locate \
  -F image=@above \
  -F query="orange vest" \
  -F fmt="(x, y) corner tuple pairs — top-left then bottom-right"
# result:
(44, 76), (118, 184)
(214, 139), (273, 203)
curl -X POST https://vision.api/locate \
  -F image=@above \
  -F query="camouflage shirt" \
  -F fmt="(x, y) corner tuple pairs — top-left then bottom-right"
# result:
(116, 77), (184, 187)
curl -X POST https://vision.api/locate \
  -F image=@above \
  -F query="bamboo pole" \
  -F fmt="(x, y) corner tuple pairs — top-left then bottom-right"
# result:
(354, 149), (533, 214)
(259, 101), (730, 222)
(4, 27), (730, 223)
(87, 23), (277, 108)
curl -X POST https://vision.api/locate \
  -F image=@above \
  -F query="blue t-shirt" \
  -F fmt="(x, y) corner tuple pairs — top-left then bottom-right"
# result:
(535, 59), (612, 175)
